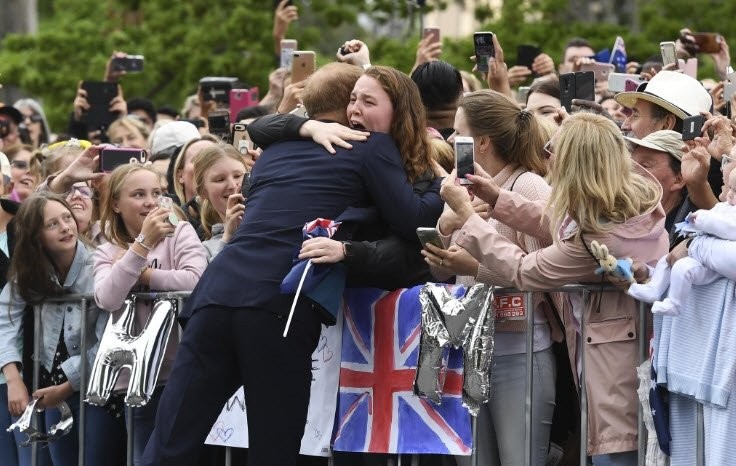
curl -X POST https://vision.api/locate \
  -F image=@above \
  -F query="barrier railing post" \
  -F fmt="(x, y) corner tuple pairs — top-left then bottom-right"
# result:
(224, 446), (232, 466)
(470, 415), (478, 466)
(579, 290), (590, 466)
(696, 403), (704, 466)
(637, 300), (647, 466)
(524, 291), (534, 466)
(126, 406), (134, 466)
(78, 298), (88, 466)
(32, 306), (42, 466)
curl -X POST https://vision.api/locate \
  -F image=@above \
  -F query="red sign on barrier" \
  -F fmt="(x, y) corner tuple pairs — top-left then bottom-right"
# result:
(494, 294), (525, 320)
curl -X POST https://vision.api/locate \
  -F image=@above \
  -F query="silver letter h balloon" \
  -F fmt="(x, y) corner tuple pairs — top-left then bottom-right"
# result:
(86, 297), (177, 407)
(415, 284), (495, 415)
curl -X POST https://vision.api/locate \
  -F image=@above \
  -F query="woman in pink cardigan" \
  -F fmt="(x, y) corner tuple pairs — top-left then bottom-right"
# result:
(93, 164), (207, 466)
(426, 113), (668, 466)
(427, 90), (558, 466)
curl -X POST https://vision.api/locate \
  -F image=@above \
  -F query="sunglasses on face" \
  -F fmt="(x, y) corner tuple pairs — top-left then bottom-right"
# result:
(23, 114), (43, 124)
(10, 160), (29, 170)
(66, 185), (94, 199)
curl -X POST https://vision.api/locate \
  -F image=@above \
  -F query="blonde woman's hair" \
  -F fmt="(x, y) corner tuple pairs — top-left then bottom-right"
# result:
(460, 90), (547, 176)
(42, 144), (84, 179)
(99, 164), (163, 249)
(193, 143), (246, 239)
(429, 138), (455, 173)
(107, 115), (151, 145)
(547, 113), (661, 238)
(172, 134), (218, 204)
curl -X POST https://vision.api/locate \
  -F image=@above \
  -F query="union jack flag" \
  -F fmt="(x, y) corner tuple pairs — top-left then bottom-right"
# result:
(333, 286), (472, 455)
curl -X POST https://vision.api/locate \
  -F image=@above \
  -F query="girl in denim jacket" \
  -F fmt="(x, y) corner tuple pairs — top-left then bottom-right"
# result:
(0, 192), (125, 466)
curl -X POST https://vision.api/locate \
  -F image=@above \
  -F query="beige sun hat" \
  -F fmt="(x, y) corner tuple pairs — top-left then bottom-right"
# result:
(624, 129), (683, 161)
(615, 70), (712, 119)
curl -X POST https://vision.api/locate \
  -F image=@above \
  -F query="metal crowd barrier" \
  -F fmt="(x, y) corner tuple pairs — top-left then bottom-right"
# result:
(29, 285), (701, 466)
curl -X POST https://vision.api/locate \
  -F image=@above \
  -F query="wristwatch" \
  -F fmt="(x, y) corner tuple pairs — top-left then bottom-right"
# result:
(135, 233), (152, 251)
(341, 241), (354, 259)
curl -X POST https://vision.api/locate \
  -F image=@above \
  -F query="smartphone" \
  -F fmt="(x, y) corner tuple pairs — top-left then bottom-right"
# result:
(180, 118), (206, 129)
(724, 82), (736, 103)
(580, 62), (614, 83)
(682, 115), (704, 141)
(574, 71), (595, 102)
(199, 77), (240, 104)
(691, 32), (723, 54)
(273, 0), (294, 8)
(99, 147), (146, 172)
(416, 227), (444, 250)
(208, 110), (231, 143)
(111, 55), (144, 73)
(559, 71), (595, 112)
(473, 32), (495, 73)
(454, 136), (474, 185)
(288, 104), (308, 118)
(660, 41), (677, 68)
(516, 44), (541, 70)
(423, 27), (440, 45)
(280, 39), (298, 69)
(608, 72), (646, 93)
(679, 57), (698, 79)
(559, 73), (576, 112)
(291, 51), (316, 83)
(624, 79), (641, 92)
(231, 123), (252, 155)
(517, 86), (531, 104)
(230, 88), (260, 121)
(80, 81), (119, 131)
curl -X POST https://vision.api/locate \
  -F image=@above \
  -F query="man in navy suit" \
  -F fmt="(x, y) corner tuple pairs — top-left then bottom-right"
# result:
(142, 62), (443, 466)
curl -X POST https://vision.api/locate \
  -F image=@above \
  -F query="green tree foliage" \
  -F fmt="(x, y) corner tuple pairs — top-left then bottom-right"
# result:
(2, 0), (736, 131)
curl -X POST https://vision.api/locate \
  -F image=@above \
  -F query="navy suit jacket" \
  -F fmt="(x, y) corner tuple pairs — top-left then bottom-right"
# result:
(181, 132), (442, 321)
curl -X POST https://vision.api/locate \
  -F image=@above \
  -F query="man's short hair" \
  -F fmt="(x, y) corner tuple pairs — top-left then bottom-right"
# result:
(127, 97), (157, 125)
(302, 63), (363, 118)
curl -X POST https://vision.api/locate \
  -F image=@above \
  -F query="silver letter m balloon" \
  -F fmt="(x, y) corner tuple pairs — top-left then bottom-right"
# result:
(415, 284), (495, 416)
(86, 296), (177, 407)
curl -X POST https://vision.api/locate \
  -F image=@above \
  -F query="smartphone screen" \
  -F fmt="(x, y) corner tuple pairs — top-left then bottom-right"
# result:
(473, 32), (495, 73)
(111, 55), (144, 73)
(416, 227), (444, 249)
(100, 148), (146, 172)
(208, 111), (231, 143)
(454, 137), (474, 185)
(280, 39), (298, 69)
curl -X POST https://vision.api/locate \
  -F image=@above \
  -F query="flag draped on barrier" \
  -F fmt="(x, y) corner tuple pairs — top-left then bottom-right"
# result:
(333, 287), (473, 455)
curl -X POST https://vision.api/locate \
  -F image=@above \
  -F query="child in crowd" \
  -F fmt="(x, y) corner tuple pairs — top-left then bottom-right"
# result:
(629, 168), (736, 314)
(192, 143), (246, 259)
(0, 192), (124, 466)
(93, 164), (207, 465)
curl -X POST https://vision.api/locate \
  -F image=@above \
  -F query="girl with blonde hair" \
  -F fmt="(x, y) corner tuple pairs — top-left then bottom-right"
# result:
(93, 164), (207, 465)
(192, 143), (246, 259)
(432, 112), (666, 465)
(428, 89), (554, 466)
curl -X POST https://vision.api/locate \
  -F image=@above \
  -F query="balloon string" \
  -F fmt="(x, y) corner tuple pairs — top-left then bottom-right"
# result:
(283, 260), (312, 338)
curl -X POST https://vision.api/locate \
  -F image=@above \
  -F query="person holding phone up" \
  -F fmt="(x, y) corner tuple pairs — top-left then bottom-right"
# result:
(422, 90), (557, 466)
(435, 113), (667, 466)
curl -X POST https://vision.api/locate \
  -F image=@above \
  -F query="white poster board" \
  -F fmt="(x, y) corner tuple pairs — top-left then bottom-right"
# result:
(206, 314), (343, 456)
